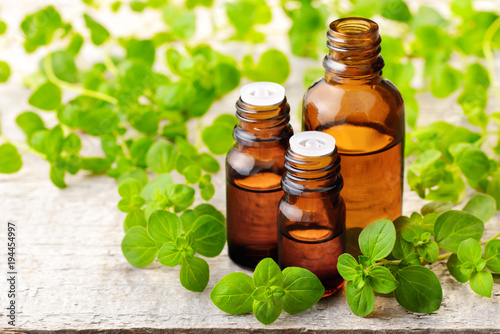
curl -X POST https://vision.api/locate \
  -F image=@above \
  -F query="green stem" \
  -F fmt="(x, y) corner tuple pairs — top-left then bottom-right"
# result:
(436, 252), (452, 261)
(43, 53), (118, 105)
(483, 16), (500, 103)
(373, 258), (401, 267)
(0, 134), (45, 158)
(104, 49), (119, 76)
(195, 119), (203, 149)
(374, 252), (453, 267)
(487, 231), (500, 243)
(113, 130), (131, 159)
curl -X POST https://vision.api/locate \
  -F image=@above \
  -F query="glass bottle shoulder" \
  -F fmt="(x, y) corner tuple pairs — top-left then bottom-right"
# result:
(303, 77), (403, 121)
(303, 76), (404, 153)
(226, 143), (288, 190)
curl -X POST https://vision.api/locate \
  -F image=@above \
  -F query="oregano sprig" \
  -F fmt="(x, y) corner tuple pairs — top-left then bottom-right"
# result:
(210, 258), (325, 325)
(338, 194), (500, 317)
(122, 202), (225, 292)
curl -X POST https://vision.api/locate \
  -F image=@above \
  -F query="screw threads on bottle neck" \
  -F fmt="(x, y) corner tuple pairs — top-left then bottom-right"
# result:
(234, 98), (292, 145)
(323, 17), (384, 80)
(282, 149), (343, 196)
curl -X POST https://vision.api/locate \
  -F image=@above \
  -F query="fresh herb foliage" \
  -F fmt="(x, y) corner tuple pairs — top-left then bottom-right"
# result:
(339, 194), (500, 317)
(121, 202), (225, 291)
(210, 258), (324, 325)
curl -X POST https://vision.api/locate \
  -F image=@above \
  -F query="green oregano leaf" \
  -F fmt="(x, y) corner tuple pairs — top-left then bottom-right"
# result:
(166, 184), (195, 212)
(193, 203), (225, 223)
(447, 254), (470, 283)
(118, 179), (143, 199)
(486, 176), (500, 210)
(180, 210), (198, 232)
(157, 242), (184, 267)
(281, 266), (324, 315)
(462, 194), (496, 223)
(460, 262), (475, 277)
(140, 174), (173, 202)
(392, 235), (415, 260)
(345, 280), (375, 317)
(202, 122), (234, 155)
(421, 201), (452, 216)
(49, 162), (66, 189)
(190, 215), (225, 257)
(469, 270), (493, 298)
(0, 60), (11, 83)
(337, 253), (360, 281)
(121, 226), (158, 268)
(457, 238), (482, 265)
(21, 6), (63, 52)
(84, 14), (110, 45)
(130, 137), (153, 168)
(16, 112), (46, 138)
(183, 165), (202, 184)
(359, 219), (396, 261)
(200, 182), (215, 201)
(417, 241), (439, 263)
(46, 51), (78, 82)
(244, 49), (290, 84)
(179, 256), (209, 292)
(147, 210), (181, 243)
(146, 141), (178, 173)
(124, 209), (147, 232)
(210, 272), (255, 314)
(366, 266), (398, 294)
(434, 211), (484, 253)
(29, 82), (62, 111)
(484, 239), (500, 273)
(380, 0), (412, 22)
(253, 258), (284, 288)
(193, 152), (220, 173)
(394, 266), (442, 313)
(252, 299), (282, 325)
(0, 143), (22, 174)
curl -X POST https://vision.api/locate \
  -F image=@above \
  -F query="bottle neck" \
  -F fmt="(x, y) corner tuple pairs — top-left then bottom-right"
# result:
(282, 149), (343, 196)
(323, 17), (384, 84)
(233, 98), (292, 146)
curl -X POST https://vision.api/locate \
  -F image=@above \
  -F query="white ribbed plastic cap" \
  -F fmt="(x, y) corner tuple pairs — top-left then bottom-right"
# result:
(289, 131), (336, 157)
(240, 82), (285, 106)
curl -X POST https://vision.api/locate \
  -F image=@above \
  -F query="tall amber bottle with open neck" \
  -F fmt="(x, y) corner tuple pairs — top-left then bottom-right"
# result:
(303, 18), (405, 229)
(226, 82), (293, 268)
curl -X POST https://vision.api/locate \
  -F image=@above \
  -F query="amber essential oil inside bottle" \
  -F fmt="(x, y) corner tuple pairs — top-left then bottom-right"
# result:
(226, 82), (294, 268)
(302, 18), (405, 229)
(278, 131), (346, 297)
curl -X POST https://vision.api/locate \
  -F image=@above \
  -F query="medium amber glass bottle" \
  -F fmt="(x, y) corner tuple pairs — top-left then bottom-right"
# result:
(278, 131), (345, 297)
(302, 18), (405, 229)
(227, 82), (294, 268)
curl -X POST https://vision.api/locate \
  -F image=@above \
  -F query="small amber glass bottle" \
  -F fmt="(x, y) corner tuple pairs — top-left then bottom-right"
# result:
(226, 82), (294, 268)
(302, 18), (405, 229)
(278, 131), (346, 297)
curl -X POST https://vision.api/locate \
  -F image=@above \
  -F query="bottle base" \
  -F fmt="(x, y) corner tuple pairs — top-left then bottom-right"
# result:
(322, 278), (345, 298)
(228, 243), (277, 269)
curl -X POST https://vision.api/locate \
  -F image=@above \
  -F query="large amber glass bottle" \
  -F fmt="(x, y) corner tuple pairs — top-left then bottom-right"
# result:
(227, 82), (294, 268)
(303, 18), (405, 229)
(278, 131), (345, 297)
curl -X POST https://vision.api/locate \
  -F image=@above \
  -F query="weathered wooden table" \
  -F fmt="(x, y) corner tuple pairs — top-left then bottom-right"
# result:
(1, 87), (499, 332)
(1, 1), (499, 332)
